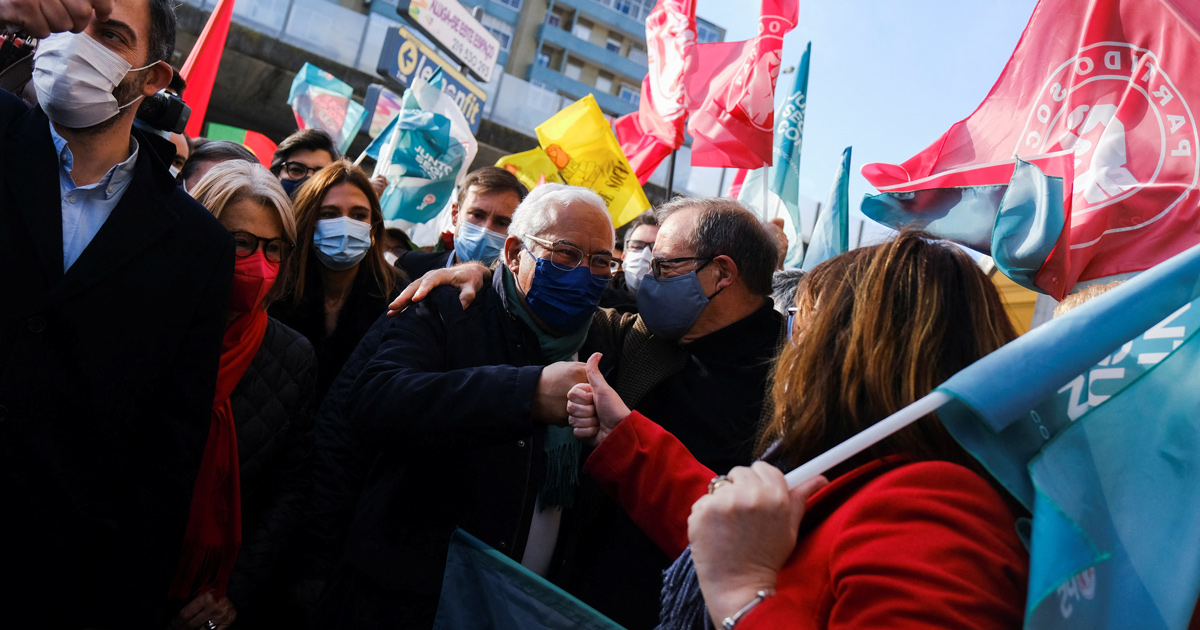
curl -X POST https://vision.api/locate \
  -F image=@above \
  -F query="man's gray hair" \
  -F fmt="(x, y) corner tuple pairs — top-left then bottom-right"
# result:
(654, 196), (779, 296)
(508, 183), (613, 242)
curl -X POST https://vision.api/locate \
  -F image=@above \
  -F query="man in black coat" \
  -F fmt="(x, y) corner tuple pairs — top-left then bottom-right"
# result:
(0, 0), (233, 626)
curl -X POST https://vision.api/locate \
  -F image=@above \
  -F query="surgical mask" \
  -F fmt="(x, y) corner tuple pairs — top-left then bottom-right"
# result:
(454, 221), (507, 265)
(522, 247), (609, 334)
(622, 246), (653, 291)
(637, 271), (719, 340)
(280, 176), (309, 197)
(313, 217), (372, 271)
(229, 250), (279, 314)
(32, 32), (154, 129)
(169, 165), (181, 179)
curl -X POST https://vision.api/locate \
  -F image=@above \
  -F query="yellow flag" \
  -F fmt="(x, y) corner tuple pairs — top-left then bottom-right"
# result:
(495, 148), (565, 192)
(535, 95), (650, 228)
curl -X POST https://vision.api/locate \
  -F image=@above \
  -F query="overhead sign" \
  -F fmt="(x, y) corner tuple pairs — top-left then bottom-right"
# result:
(396, 0), (499, 83)
(377, 26), (487, 134)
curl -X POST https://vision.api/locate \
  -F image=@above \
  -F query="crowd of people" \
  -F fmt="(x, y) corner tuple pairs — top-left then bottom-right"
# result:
(1, 0), (1034, 628)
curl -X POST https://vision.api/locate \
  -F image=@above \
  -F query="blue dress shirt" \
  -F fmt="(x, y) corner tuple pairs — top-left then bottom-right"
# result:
(50, 121), (139, 271)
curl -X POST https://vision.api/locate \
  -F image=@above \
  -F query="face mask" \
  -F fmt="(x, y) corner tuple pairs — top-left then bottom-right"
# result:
(169, 165), (181, 179)
(313, 216), (372, 271)
(521, 247), (609, 334)
(230, 250), (279, 314)
(32, 32), (154, 129)
(280, 176), (309, 197)
(454, 221), (507, 265)
(637, 271), (719, 340)
(622, 246), (653, 291)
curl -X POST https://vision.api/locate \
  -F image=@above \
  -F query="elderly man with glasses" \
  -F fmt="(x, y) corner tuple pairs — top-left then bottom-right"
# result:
(315, 184), (617, 629)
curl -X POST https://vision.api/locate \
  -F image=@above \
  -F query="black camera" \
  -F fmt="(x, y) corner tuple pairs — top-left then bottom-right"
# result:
(136, 90), (191, 134)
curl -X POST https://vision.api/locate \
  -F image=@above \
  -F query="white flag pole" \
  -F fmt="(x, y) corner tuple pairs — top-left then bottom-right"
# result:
(761, 164), (770, 222)
(784, 390), (953, 488)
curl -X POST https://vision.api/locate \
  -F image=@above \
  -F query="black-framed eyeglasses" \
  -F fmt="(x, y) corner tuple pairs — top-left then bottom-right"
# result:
(625, 239), (655, 253)
(524, 234), (621, 276)
(650, 255), (715, 279)
(279, 161), (322, 180)
(230, 230), (292, 263)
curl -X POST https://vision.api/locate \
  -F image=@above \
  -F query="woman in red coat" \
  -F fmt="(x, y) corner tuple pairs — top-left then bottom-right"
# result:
(568, 230), (1029, 630)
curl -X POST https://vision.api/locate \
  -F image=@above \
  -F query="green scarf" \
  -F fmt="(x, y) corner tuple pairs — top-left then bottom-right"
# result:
(502, 266), (590, 510)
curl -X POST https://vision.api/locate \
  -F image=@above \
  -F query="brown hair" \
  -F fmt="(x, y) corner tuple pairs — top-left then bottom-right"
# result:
(286, 159), (395, 305)
(455, 166), (529, 211)
(761, 230), (1018, 476)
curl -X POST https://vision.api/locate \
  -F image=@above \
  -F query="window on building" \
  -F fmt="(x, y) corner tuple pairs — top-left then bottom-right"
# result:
(564, 60), (583, 81)
(480, 13), (513, 52)
(605, 36), (621, 54)
(595, 74), (613, 94)
(536, 52), (550, 67)
(547, 7), (566, 27)
(628, 45), (647, 65)
(696, 22), (722, 43)
(530, 79), (551, 90)
(619, 84), (640, 105)
(491, 0), (521, 9)
(613, 0), (653, 20)
(572, 20), (592, 42)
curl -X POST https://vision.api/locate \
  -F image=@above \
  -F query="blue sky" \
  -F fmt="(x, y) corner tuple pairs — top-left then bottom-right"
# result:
(696, 0), (1039, 243)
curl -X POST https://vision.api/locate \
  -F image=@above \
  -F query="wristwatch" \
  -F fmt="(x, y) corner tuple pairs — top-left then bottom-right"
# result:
(721, 588), (775, 629)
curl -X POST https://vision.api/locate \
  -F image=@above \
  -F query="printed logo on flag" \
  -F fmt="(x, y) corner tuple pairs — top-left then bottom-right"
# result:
(645, 0), (694, 123)
(1018, 43), (1199, 242)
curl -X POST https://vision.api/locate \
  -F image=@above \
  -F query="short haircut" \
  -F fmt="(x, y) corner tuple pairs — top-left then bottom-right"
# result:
(146, 0), (176, 64)
(271, 129), (341, 175)
(1053, 280), (1124, 317)
(455, 166), (528, 210)
(623, 210), (659, 246)
(168, 68), (186, 94)
(190, 160), (298, 306)
(508, 183), (613, 244)
(655, 197), (778, 296)
(179, 140), (259, 184)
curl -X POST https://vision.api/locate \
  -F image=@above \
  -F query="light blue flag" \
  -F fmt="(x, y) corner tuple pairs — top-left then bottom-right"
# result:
(374, 80), (465, 223)
(933, 238), (1200, 629)
(288, 62), (367, 156)
(801, 147), (851, 272)
(737, 42), (810, 266)
(432, 529), (624, 630)
(360, 115), (397, 163)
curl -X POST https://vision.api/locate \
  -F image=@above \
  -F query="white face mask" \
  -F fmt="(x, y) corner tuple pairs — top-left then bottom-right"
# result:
(623, 245), (653, 291)
(168, 165), (181, 179)
(32, 32), (154, 129)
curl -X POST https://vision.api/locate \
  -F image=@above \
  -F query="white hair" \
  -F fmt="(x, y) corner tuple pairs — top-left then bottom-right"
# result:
(507, 183), (614, 243)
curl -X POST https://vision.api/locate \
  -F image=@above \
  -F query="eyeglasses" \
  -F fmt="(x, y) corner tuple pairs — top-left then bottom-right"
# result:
(524, 234), (621, 275)
(230, 230), (291, 263)
(650, 255), (715, 279)
(279, 161), (322, 180)
(625, 239), (655, 253)
(786, 305), (799, 340)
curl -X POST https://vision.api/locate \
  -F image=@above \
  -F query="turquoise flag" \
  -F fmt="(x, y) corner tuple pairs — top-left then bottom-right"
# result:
(801, 147), (850, 272)
(288, 62), (367, 156)
(737, 42), (810, 265)
(432, 530), (624, 630)
(933, 237), (1200, 629)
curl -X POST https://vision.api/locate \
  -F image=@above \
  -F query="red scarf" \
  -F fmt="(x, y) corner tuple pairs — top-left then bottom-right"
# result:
(168, 307), (268, 601)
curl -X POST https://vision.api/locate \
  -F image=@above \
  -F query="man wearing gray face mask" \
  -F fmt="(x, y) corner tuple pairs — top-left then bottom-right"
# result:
(0, 0), (235, 627)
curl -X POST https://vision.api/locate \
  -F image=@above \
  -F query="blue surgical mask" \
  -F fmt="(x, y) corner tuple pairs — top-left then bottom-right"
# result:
(313, 217), (372, 271)
(280, 176), (309, 197)
(454, 221), (507, 265)
(522, 246), (609, 334)
(637, 270), (719, 340)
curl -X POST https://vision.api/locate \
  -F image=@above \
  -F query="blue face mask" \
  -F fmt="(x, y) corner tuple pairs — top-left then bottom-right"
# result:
(280, 176), (309, 197)
(521, 246), (610, 334)
(637, 269), (720, 340)
(454, 221), (507, 266)
(313, 217), (372, 271)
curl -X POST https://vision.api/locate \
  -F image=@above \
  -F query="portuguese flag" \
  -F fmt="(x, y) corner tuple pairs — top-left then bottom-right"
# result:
(205, 123), (277, 169)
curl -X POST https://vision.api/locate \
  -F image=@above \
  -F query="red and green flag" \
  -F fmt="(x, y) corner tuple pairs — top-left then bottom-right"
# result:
(205, 123), (277, 168)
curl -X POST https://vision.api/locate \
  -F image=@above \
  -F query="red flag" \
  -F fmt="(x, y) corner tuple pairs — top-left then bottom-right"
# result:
(615, 0), (696, 182)
(684, 0), (797, 168)
(180, 0), (236, 138)
(862, 0), (1200, 297)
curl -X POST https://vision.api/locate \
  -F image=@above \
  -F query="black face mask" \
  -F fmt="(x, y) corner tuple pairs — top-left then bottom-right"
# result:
(280, 176), (310, 197)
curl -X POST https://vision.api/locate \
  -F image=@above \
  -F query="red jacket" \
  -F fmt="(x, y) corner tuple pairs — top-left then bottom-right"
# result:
(584, 411), (1029, 630)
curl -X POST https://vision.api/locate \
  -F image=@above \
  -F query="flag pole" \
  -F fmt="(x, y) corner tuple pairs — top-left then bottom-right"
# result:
(665, 149), (677, 199)
(761, 164), (769, 221)
(783, 390), (952, 488)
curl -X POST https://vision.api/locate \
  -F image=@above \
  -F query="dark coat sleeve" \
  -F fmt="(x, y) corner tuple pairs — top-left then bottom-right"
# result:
(226, 323), (318, 613)
(348, 288), (543, 450)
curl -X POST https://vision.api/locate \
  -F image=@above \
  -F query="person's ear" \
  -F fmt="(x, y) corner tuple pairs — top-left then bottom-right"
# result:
(450, 203), (460, 229)
(142, 61), (173, 97)
(503, 236), (523, 274)
(711, 254), (738, 291)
